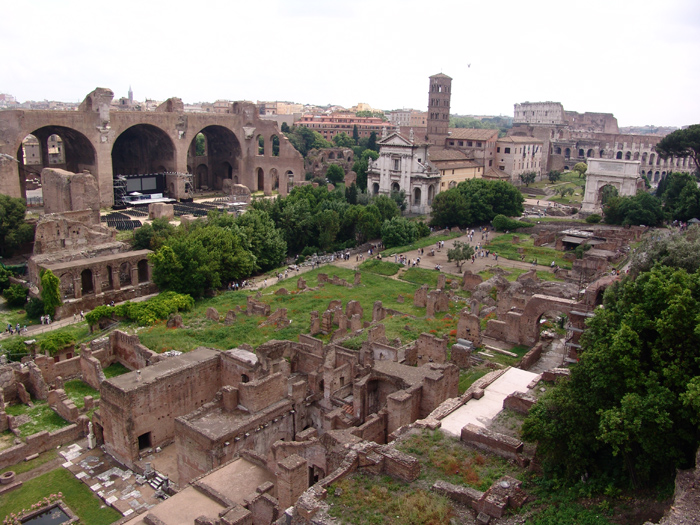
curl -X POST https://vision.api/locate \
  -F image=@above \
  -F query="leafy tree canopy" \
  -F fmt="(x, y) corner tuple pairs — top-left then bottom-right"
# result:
(380, 216), (418, 249)
(520, 172), (536, 186)
(40, 269), (62, 316)
(656, 124), (700, 173)
(430, 179), (524, 229)
(326, 164), (345, 185)
(523, 264), (700, 488)
(332, 133), (355, 148)
(3, 283), (27, 307)
(548, 170), (561, 183)
(603, 192), (664, 226)
(657, 172), (700, 221)
(0, 195), (34, 257)
(573, 162), (588, 177)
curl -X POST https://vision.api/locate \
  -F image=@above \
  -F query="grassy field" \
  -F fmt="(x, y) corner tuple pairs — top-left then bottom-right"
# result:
(327, 472), (454, 525)
(135, 266), (470, 353)
(485, 234), (573, 269)
(4, 401), (68, 439)
(359, 259), (401, 276)
(0, 468), (121, 525)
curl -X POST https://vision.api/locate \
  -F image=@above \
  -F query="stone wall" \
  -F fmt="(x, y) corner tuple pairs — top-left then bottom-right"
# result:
(0, 420), (86, 471)
(110, 330), (161, 370)
(239, 373), (286, 413)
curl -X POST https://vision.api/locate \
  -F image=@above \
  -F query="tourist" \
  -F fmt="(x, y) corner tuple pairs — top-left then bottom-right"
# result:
(80, 310), (85, 320)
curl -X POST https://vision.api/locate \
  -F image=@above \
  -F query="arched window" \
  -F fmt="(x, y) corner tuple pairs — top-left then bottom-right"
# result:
(413, 187), (421, 205)
(578, 149), (584, 157)
(564, 148), (571, 158)
(587, 149), (594, 157)
(625, 151), (632, 160)
(137, 259), (149, 283)
(271, 135), (280, 156)
(257, 135), (264, 156)
(81, 269), (94, 295)
(616, 151), (623, 159)
(554, 146), (562, 155)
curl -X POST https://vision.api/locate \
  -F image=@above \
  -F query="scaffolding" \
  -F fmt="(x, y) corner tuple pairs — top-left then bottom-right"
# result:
(113, 175), (128, 207)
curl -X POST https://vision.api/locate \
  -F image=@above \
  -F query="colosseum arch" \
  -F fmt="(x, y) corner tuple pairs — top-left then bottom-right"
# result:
(112, 124), (175, 176)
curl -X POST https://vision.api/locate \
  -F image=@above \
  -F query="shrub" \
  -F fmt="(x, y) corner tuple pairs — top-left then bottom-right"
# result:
(585, 214), (602, 224)
(39, 332), (75, 356)
(85, 292), (194, 327)
(25, 297), (45, 319)
(0, 266), (12, 293)
(3, 283), (28, 307)
(492, 214), (527, 232)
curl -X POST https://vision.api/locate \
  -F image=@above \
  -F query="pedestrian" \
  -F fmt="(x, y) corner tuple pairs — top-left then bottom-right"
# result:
(40, 316), (45, 325)
(80, 310), (84, 320)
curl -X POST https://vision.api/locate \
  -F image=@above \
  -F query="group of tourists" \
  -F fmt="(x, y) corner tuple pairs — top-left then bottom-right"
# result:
(5, 323), (26, 336)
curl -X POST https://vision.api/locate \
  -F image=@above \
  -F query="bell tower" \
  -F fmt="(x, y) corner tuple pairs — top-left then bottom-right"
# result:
(427, 73), (452, 145)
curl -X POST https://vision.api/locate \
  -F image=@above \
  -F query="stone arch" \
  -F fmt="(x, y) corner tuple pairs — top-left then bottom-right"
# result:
(578, 149), (584, 157)
(625, 151), (632, 161)
(257, 135), (265, 156)
(649, 153), (655, 166)
(257, 168), (264, 191)
(59, 272), (75, 299)
(616, 151), (623, 160)
(391, 182), (400, 193)
(654, 171), (660, 182)
(195, 164), (209, 189)
(112, 123), (175, 176)
(119, 262), (132, 286)
(372, 182), (380, 195)
(587, 149), (594, 157)
(271, 135), (280, 157)
(642, 152), (648, 164)
(554, 146), (561, 155)
(81, 268), (94, 295)
(599, 150), (605, 158)
(270, 168), (279, 191)
(598, 183), (619, 206)
(564, 148), (571, 158)
(413, 187), (422, 205)
(633, 152), (639, 161)
(427, 184), (436, 205)
(16, 125), (97, 200)
(105, 265), (114, 291)
(137, 259), (149, 283)
(328, 151), (335, 160)
(519, 294), (578, 345)
(187, 125), (241, 191)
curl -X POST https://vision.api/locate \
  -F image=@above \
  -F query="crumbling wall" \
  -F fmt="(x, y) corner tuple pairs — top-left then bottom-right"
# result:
(109, 330), (161, 370)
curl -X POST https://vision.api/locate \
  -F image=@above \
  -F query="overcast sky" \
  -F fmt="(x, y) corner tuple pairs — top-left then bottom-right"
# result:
(2, 0), (699, 127)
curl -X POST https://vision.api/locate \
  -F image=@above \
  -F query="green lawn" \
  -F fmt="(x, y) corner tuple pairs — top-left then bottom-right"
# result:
(134, 266), (469, 353)
(327, 472), (454, 525)
(485, 234), (573, 269)
(0, 468), (120, 525)
(4, 401), (69, 438)
(103, 362), (131, 379)
(0, 449), (57, 475)
(64, 380), (99, 408)
(359, 259), (401, 276)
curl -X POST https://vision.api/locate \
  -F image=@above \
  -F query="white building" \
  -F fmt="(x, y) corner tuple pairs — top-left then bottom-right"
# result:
(367, 131), (441, 215)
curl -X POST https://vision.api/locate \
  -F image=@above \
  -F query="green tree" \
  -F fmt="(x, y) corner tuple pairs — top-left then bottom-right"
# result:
(573, 162), (588, 177)
(390, 190), (407, 212)
(352, 124), (359, 144)
(235, 209), (287, 272)
(380, 217), (418, 249)
(656, 124), (700, 173)
(373, 194), (400, 222)
(447, 241), (475, 270)
(548, 170), (561, 183)
(659, 172), (700, 221)
(629, 224), (700, 275)
(603, 192), (664, 226)
(430, 179), (524, 229)
(272, 134), (280, 156)
(522, 265), (700, 488)
(0, 195), (34, 257)
(326, 164), (345, 185)
(345, 183), (358, 205)
(281, 122), (290, 133)
(356, 204), (382, 242)
(0, 266), (11, 293)
(519, 171), (537, 186)
(195, 133), (206, 156)
(367, 132), (378, 152)
(332, 133), (355, 148)
(3, 283), (27, 307)
(316, 209), (340, 251)
(133, 222), (154, 250)
(40, 269), (62, 316)
(151, 225), (255, 297)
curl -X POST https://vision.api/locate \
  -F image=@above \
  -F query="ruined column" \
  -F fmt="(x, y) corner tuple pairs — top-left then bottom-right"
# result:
(277, 454), (308, 510)
(112, 267), (121, 290)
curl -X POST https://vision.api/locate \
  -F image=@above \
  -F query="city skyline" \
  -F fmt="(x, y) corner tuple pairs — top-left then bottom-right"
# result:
(1, 0), (699, 128)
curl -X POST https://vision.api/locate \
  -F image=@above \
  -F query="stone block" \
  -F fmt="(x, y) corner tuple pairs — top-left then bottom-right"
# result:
(166, 314), (183, 328)
(206, 307), (220, 322)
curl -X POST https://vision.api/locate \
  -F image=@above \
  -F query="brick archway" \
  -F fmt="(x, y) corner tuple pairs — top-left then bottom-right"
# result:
(519, 294), (579, 346)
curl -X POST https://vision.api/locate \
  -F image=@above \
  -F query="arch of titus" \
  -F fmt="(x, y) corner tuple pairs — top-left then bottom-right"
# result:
(581, 158), (644, 212)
